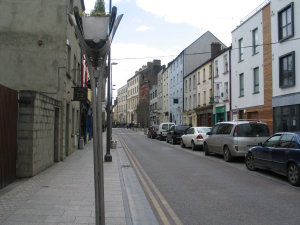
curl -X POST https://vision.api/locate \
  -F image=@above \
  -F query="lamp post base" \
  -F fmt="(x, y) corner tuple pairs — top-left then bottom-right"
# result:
(104, 154), (112, 162)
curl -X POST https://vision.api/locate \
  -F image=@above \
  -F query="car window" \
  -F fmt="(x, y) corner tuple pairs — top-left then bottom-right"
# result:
(263, 134), (281, 147)
(197, 127), (211, 133)
(162, 124), (168, 130)
(278, 134), (294, 148)
(168, 124), (174, 129)
(170, 126), (175, 131)
(237, 123), (269, 137)
(211, 125), (219, 135)
(217, 124), (233, 135)
(288, 136), (298, 148)
(177, 126), (190, 132)
(187, 128), (193, 134)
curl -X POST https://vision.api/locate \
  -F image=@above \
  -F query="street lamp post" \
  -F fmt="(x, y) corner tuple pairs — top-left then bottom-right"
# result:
(105, 62), (117, 162)
(70, 5), (122, 225)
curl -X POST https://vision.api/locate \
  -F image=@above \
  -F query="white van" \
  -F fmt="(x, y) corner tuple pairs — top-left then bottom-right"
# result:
(158, 123), (175, 141)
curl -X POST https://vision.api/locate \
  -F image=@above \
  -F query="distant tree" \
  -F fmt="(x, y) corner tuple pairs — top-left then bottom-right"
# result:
(91, 0), (106, 16)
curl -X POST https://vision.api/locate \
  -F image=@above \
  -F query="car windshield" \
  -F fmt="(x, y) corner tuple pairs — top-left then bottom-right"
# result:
(162, 124), (169, 130)
(237, 123), (269, 137)
(197, 128), (211, 133)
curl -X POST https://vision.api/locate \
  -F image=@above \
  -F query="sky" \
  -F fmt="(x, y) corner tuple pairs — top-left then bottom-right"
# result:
(84, 0), (267, 99)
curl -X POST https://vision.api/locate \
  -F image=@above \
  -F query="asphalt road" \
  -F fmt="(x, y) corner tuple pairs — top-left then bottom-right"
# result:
(116, 128), (300, 225)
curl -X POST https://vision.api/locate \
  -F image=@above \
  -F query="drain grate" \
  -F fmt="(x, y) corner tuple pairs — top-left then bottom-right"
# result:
(121, 165), (131, 168)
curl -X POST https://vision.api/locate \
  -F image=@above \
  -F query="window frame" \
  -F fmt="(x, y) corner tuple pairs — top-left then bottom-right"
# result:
(252, 28), (259, 55)
(239, 73), (244, 97)
(279, 51), (295, 88)
(238, 38), (244, 62)
(278, 2), (294, 42)
(253, 67), (259, 94)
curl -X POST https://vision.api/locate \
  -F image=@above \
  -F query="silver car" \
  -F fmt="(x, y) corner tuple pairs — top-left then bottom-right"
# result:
(203, 120), (270, 162)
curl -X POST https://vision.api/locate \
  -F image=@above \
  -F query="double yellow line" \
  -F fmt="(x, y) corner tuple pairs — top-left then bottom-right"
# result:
(118, 134), (183, 225)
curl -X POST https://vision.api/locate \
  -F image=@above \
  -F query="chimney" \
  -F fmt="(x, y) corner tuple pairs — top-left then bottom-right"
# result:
(211, 42), (222, 58)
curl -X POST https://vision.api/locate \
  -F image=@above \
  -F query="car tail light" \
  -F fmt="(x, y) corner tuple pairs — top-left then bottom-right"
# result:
(152, 127), (155, 132)
(233, 126), (238, 137)
(234, 145), (239, 151)
(196, 134), (203, 139)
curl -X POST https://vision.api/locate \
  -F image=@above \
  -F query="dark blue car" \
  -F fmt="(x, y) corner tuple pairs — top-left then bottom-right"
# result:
(245, 132), (300, 186)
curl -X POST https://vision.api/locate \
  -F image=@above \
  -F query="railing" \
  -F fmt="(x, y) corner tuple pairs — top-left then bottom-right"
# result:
(240, 0), (270, 25)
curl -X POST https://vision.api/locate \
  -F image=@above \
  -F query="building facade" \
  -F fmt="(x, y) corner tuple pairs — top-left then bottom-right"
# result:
(117, 84), (127, 125)
(0, 0), (85, 177)
(127, 74), (139, 125)
(183, 70), (197, 126)
(212, 47), (232, 124)
(196, 60), (213, 126)
(169, 55), (184, 125)
(231, 2), (273, 132)
(162, 66), (170, 123)
(271, 0), (300, 133)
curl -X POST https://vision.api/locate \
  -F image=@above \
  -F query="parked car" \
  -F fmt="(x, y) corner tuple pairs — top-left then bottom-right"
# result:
(203, 120), (270, 162)
(166, 125), (190, 145)
(147, 125), (159, 139)
(181, 127), (211, 150)
(245, 132), (300, 186)
(158, 122), (175, 141)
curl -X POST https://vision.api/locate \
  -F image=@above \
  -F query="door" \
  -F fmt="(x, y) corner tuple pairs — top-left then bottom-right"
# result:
(272, 134), (293, 173)
(256, 134), (281, 169)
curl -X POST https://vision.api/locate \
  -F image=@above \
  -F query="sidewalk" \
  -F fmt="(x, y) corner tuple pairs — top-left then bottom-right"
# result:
(0, 130), (158, 225)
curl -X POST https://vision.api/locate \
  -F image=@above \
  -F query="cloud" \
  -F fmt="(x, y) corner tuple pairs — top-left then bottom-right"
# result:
(135, 0), (266, 45)
(136, 25), (150, 32)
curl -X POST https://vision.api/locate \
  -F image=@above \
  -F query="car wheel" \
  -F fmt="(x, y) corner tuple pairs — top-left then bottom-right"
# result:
(160, 135), (163, 141)
(171, 138), (176, 145)
(245, 153), (256, 171)
(166, 138), (169, 143)
(180, 140), (185, 148)
(204, 143), (210, 156)
(223, 146), (233, 162)
(191, 141), (196, 151)
(287, 163), (300, 186)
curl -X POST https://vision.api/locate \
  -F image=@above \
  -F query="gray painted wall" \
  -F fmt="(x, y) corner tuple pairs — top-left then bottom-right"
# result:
(184, 31), (226, 78)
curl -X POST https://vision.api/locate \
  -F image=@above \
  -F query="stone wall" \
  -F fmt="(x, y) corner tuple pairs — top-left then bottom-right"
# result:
(17, 91), (60, 177)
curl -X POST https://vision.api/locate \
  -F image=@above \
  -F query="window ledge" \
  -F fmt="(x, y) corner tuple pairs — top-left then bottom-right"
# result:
(238, 59), (244, 63)
(279, 34), (294, 43)
(223, 71), (228, 75)
(239, 95), (244, 98)
(280, 84), (295, 89)
(252, 52), (259, 56)
(253, 91), (260, 94)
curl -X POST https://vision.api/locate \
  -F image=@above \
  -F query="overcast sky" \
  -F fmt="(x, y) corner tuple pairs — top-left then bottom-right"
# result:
(84, 0), (267, 98)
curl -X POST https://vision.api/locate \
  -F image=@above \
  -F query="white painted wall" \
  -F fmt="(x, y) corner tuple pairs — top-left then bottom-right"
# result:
(231, 9), (265, 110)
(271, 0), (300, 97)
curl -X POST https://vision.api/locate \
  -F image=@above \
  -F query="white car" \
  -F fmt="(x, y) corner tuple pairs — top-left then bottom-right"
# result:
(157, 122), (175, 141)
(181, 127), (211, 150)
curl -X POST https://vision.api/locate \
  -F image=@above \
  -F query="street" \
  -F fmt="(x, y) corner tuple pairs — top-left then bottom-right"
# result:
(116, 128), (300, 225)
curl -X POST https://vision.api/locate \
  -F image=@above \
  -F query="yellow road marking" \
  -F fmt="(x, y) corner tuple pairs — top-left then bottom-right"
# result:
(118, 134), (183, 225)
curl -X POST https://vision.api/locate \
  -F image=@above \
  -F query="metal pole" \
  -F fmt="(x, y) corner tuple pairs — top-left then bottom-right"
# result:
(90, 69), (101, 225)
(96, 66), (105, 224)
(105, 0), (113, 162)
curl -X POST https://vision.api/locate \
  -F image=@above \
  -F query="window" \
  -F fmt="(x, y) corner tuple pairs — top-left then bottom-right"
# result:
(239, 73), (244, 97)
(238, 38), (244, 62)
(224, 54), (228, 73)
(215, 60), (219, 77)
(278, 134), (294, 148)
(278, 3), (294, 41)
(252, 28), (258, 54)
(215, 83), (220, 97)
(279, 51), (295, 88)
(198, 93), (200, 106)
(253, 67), (259, 93)
(224, 82), (228, 100)
(203, 91), (206, 105)
(189, 77), (191, 91)
(263, 135), (281, 147)
(197, 71), (200, 84)
(193, 75), (196, 89)
(237, 124), (269, 137)
(203, 68), (206, 82)
(217, 124), (233, 135)
(67, 46), (71, 76)
(209, 65), (212, 78)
